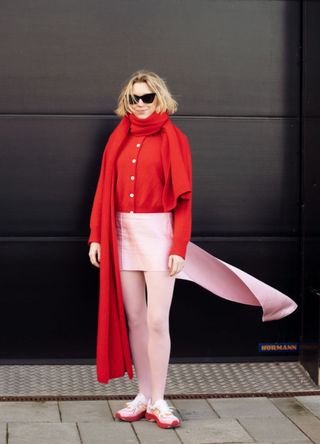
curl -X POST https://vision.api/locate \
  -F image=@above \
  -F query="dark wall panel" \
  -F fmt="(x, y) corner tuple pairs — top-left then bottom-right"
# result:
(302, 119), (320, 233)
(178, 117), (300, 236)
(0, 241), (98, 360)
(0, 0), (300, 116)
(0, 117), (299, 236)
(0, 116), (113, 236)
(300, 0), (320, 383)
(0, 238), (299, 360)
(303, 1), (320, 116)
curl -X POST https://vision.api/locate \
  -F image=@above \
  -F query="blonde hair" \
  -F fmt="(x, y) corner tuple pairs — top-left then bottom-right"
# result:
(114, 70), (178, 117)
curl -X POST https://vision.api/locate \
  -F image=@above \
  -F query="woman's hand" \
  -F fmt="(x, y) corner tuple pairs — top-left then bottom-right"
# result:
(168, 254), (185, 277)
(89, 242), (101, 268)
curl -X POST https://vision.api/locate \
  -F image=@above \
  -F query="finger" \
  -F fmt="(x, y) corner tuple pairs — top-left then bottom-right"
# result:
(173, 261), (184, 276)
(97, 248), (101, 263)
(168, 257), (174, 275)
(173, 265), (181, 276)
(94, 250), (101, 268)
(93, 259), (100, 268)
(170, 259), (178, 276)
(174, 262), (181, 275)
(89, 253), (100, 268)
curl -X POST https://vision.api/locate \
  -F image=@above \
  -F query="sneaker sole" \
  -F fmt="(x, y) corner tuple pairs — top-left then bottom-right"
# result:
(114, 410), (146, 422)
(145, 411), (181, 428)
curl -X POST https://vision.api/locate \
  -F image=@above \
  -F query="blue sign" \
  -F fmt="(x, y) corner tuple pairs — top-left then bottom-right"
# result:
(258, 342), (299, 353)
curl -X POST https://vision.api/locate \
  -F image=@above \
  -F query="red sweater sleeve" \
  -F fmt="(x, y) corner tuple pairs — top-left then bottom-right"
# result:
(168, 196), (192, 259)
(87, 148), (107, 245)
(168, 132), (193, 259)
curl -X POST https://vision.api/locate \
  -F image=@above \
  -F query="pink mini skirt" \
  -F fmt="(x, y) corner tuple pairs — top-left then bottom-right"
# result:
(115, 211), (173, 271)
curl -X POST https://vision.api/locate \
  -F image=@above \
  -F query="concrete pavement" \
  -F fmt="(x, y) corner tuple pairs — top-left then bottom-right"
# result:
(0, 395), (320, 443)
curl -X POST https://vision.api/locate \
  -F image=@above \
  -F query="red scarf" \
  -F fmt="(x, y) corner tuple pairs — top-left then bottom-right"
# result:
(128, 109), (169, 135)
(89, 111), (192, 383)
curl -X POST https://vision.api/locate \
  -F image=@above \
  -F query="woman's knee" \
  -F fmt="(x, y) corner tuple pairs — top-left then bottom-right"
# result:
(147, 313), (169, 334)
(127, 310), (148, 330)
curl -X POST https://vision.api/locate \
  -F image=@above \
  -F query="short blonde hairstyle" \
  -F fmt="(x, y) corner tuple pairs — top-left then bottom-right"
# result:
(114, 70), (178, 117)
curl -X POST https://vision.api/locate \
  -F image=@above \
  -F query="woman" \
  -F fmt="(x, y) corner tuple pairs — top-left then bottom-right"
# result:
(88, 70), (191, 428)
(88, 70), (298, 429)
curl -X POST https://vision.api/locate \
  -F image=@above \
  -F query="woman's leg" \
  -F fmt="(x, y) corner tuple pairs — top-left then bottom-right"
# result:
(120, 270), (152, 398)
(144, 271), (176, 404)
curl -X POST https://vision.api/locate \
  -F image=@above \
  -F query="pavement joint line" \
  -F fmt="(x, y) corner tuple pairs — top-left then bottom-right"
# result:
(57, 401), (62, 422)
(234, 417), (256, 443)
(204, 398), (220, 417)
(130, 422), (141, 444)
(105, 398), (115, 420)
(174, 426), (184, 444)
(75, 422), (84, 444)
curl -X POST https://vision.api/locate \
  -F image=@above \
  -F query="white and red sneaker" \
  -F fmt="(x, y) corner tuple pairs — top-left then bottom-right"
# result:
(145, 398), (181, 428)
(114, 393), (150, 422)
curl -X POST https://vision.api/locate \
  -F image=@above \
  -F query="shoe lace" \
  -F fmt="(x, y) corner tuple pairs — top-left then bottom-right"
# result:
(154, 401), (177, 417)
(125, 395), (147, 411)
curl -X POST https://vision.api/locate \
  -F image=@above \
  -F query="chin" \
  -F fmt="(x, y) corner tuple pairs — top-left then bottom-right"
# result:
(135, 112), (153, 119)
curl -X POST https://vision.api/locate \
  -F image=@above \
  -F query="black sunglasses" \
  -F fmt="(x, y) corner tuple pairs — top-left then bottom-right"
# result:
(128, 92), (156, 105)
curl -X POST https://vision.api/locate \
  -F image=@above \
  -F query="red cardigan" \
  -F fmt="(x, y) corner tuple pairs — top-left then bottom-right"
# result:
(113, 132), (192, 258)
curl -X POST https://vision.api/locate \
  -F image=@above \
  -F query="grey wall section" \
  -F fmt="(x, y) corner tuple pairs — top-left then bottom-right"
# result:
(0, 1), (301, 362)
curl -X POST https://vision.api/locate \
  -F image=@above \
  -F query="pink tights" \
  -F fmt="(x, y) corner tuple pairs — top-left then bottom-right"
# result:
(119, 270), (176, 404)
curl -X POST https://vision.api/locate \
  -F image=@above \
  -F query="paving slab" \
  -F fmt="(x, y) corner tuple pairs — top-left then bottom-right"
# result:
(132, 420), (181, 444)
(0, 401), (60, 422)
(296, 395), (320, 418)
(59, 400), (112, 422)
(238, 416), (311, 442)
(8, 422), (81, 444)
(208, 397), (285, 418)
(284, 414), (320, 444)
(271, 397), (311, 416)
(175, 418), (254, 444)
(0, 424), (6, 444)
(78, 422), (138, 444)
(171, 398), (219, 420)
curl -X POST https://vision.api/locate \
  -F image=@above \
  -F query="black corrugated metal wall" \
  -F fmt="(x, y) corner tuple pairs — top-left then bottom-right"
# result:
(0, 1), (304, 365)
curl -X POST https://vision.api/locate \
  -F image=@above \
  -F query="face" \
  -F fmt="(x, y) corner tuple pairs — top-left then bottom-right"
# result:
(129, 81), (158, 119)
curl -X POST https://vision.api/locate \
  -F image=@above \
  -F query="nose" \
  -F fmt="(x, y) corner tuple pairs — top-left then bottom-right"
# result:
(138, 98), (145, 105)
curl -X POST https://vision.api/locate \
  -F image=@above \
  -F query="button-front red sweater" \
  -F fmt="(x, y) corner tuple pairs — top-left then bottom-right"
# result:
(114, 132), (192, 259)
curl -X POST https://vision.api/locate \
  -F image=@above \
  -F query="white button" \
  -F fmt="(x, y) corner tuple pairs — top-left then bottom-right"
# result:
(130, 210), (134, 214)
(130, 193), (134, 197)
(131, 176), (135, 180)
(136, 143), (141, 148)
(132, 158), (136, 163)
